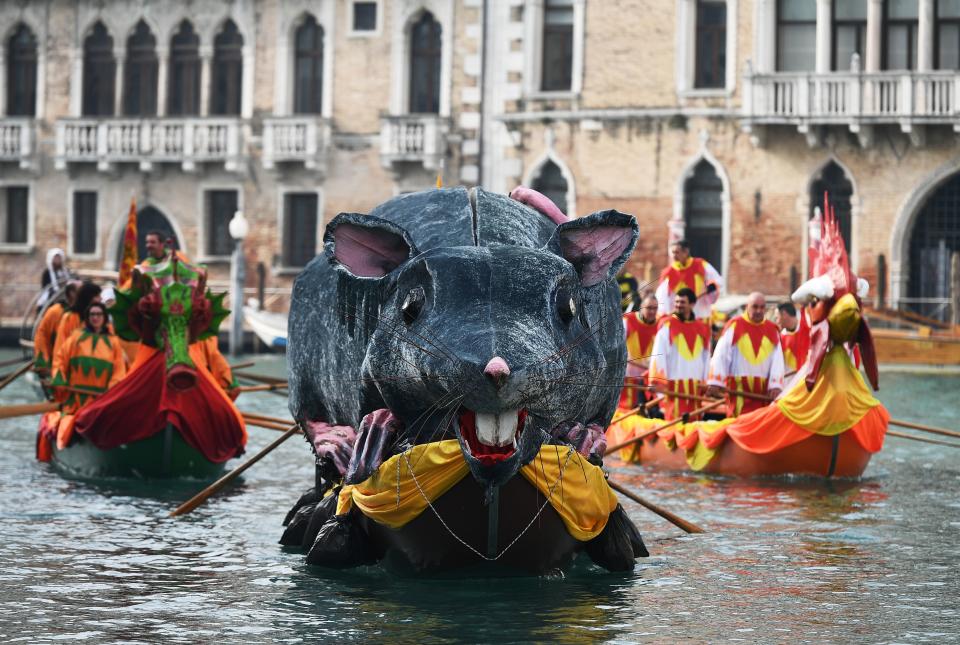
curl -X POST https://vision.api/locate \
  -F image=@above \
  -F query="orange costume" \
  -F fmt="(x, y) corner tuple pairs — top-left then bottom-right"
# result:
(619, 312), (658, 410)
(51, 311), (82, 369)
(647, 315), (711, 421)
(708, 314), (785, 418)
(33, 303), (65, 372)
(198, 336), (239, 397)
(780, 310), (811, 373)
(49, 328), (128, 450)
(655, 257), (723, 320)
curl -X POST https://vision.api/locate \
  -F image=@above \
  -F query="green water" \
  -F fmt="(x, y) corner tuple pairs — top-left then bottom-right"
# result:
(0, 352), (958, 643)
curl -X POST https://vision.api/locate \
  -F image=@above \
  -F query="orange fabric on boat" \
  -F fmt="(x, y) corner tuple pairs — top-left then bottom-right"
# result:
(35, 411), (60, 462)
(337, 440), (618, 541)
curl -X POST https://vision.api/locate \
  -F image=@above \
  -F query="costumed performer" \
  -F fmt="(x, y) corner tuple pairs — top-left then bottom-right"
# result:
(655, 239), (722, 321)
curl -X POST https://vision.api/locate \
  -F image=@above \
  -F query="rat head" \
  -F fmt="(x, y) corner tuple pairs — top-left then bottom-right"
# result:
(327, 207), (637, 490)
(110, 267), (228, 392)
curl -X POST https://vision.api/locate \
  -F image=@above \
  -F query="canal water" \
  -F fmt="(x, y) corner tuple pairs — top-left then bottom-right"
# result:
(0, 350), (957, 643)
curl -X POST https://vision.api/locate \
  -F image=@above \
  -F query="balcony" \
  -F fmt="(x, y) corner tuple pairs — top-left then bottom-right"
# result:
(379, 114), (448, 171)
(0, 119), (35, 170)
(742, 68), (960, 146)
(55, 118), (244, 172)
(262, 117), (330, 172)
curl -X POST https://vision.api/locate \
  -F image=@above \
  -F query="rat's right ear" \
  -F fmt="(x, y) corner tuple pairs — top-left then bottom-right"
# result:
(325, 213), (418, 278)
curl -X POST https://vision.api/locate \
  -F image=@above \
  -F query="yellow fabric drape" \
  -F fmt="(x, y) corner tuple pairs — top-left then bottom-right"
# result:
(776, 345), (880, 435)
(336, 440), (618, 542)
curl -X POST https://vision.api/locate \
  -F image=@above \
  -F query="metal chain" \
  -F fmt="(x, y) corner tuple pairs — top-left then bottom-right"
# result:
(401, 447), (575, 562)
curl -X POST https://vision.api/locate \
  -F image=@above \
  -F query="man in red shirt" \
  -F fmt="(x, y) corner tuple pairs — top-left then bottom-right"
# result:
(619, 295), (659, 410)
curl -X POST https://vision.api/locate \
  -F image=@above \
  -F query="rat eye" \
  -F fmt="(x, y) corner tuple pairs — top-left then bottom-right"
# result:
(556, 288), (576, 325)
(400, 287), (425, 325)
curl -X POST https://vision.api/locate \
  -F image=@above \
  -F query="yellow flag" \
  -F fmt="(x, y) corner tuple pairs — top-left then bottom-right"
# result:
(118, 197), (138, 286)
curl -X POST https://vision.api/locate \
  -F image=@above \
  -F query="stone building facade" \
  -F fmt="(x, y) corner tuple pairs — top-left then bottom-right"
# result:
(1, 0), (958, 324)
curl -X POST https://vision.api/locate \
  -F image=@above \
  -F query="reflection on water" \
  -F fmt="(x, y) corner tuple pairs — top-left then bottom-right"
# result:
(0, 352), (957, 642)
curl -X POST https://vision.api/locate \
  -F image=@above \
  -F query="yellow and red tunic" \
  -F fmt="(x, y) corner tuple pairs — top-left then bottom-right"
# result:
(33, 302), (64, 372)
(708, 314), (785, 417)
(50, 328), (128, 449)
(654, 257), (723, 320)
(648, 315), (711, 421)
(618, 312), (658, 410)
(780, 312), (810, 373)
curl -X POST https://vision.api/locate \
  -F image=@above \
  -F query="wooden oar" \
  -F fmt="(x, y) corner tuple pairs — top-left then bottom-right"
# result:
(0, 400), (58, 420)
(242, 411), (295, 426)
(605, 399), (726, 456)
(889, 419), (960, 441)
(229, 361), (256, 370)
(236, 382), (288, 393)
(0, 360), (33, 393)
(607, 479), (705, 534)
(887, 429), (960, 448)
(0, 356), (32, 369)
(170, 424), (302, 517)
(234, 370), (286, 385)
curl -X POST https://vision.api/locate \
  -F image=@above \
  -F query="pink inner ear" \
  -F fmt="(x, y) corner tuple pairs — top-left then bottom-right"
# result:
(509, 186), (570, 225)
(333, 223), (410, 278)
(560, 225), (633, 287)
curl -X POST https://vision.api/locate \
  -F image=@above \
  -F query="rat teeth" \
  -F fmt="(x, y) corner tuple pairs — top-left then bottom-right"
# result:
(475, 409), (520, 447)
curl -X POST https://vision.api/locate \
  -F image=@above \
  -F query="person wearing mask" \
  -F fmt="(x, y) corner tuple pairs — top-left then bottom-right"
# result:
(654, 239), (723, 321)
(49, 302), (127, 450)
(647, 288), (711, 421)
(707, 292), (785, 417)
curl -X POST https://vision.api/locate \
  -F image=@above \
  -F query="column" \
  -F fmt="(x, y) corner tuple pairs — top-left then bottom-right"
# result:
(199, 46), (212, 116)
(816, 0), (832, 73)
(866, 0), (882, 72)
(0, 51), (6, 117)
(156, 47), (169, 116)
(241, 45), (254, 119)
(70, 48), (83, 116)
(918, 0), (935, 71)
(114, 51), (125, 115)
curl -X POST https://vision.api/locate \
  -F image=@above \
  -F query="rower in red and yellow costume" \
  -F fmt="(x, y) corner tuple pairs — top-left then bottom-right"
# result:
(32, 282), (79, 376)
(618, 295), (659, 410)
(776, 301), (810, 373)
(655, 239), (722, 321)
(647, 288), (711, 421)
(47, 303), (127, 451)
(707, 292), (785, 417)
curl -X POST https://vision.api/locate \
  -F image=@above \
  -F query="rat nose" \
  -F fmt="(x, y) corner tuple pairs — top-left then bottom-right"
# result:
(483, 356), (511, 390)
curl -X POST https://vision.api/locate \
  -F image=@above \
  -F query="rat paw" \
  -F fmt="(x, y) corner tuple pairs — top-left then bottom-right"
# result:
(344, 409), (404, 485)
(302, 419), (357, 476)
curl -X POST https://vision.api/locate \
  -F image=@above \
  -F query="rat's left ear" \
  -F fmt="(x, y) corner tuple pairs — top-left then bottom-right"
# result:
(546, 210), (638, 287)
(325, 213), (418, 278)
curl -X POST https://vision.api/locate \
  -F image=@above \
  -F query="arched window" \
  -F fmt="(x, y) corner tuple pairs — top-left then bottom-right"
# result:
(211, 20), (243, 116)
(6, 24), (38, 116)
(123, 20), (158, 116)
(82, 22), (115, 116)
(293, 16), (324, 114)
(168, 20), (200, 116)
(683, 160), (723, 272)
(907, 173), (960, 321)
(810, 161), (853, 253)
(115, 206), (181, 266)
(409, 12), (441, 113)
(531, 160), (568, 215)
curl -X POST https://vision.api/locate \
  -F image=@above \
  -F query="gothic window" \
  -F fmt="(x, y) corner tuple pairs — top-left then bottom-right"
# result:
(72, 191), (97, 255)
(6, 24), (37, 117)
(683, 160), (723, 273)
(294, 16), (324, 114)
(832, 0), (867, 70)
(123, 20), (158, 116)
(810, 161), (853, 253)
(542, 0), (574, 91)
(116, 206), (179, 266)
(908, 173), (960, 320)
(409, 12), (441, 113)
(211, 20), (243, 116)
(205, 190), (238, 257)
(283, 193), (318, 267)
(1, 186), (28, 245)
(776, 0), (816, 71)
(883, 0), (918, 70)
(168, 20), (200, 116)
(695, 1), (727, 89)
(937, 0), (960, 69)
(82, 22), (115, 116)
(531, 160), (569, 216)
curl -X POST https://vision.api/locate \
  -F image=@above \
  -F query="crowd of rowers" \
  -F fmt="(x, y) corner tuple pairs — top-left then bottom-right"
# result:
(31, 233), (238, 447)
(618, 239), (814, 423)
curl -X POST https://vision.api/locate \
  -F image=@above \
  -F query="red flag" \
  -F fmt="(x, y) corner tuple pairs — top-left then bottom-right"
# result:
(119, 197), (138, 286)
